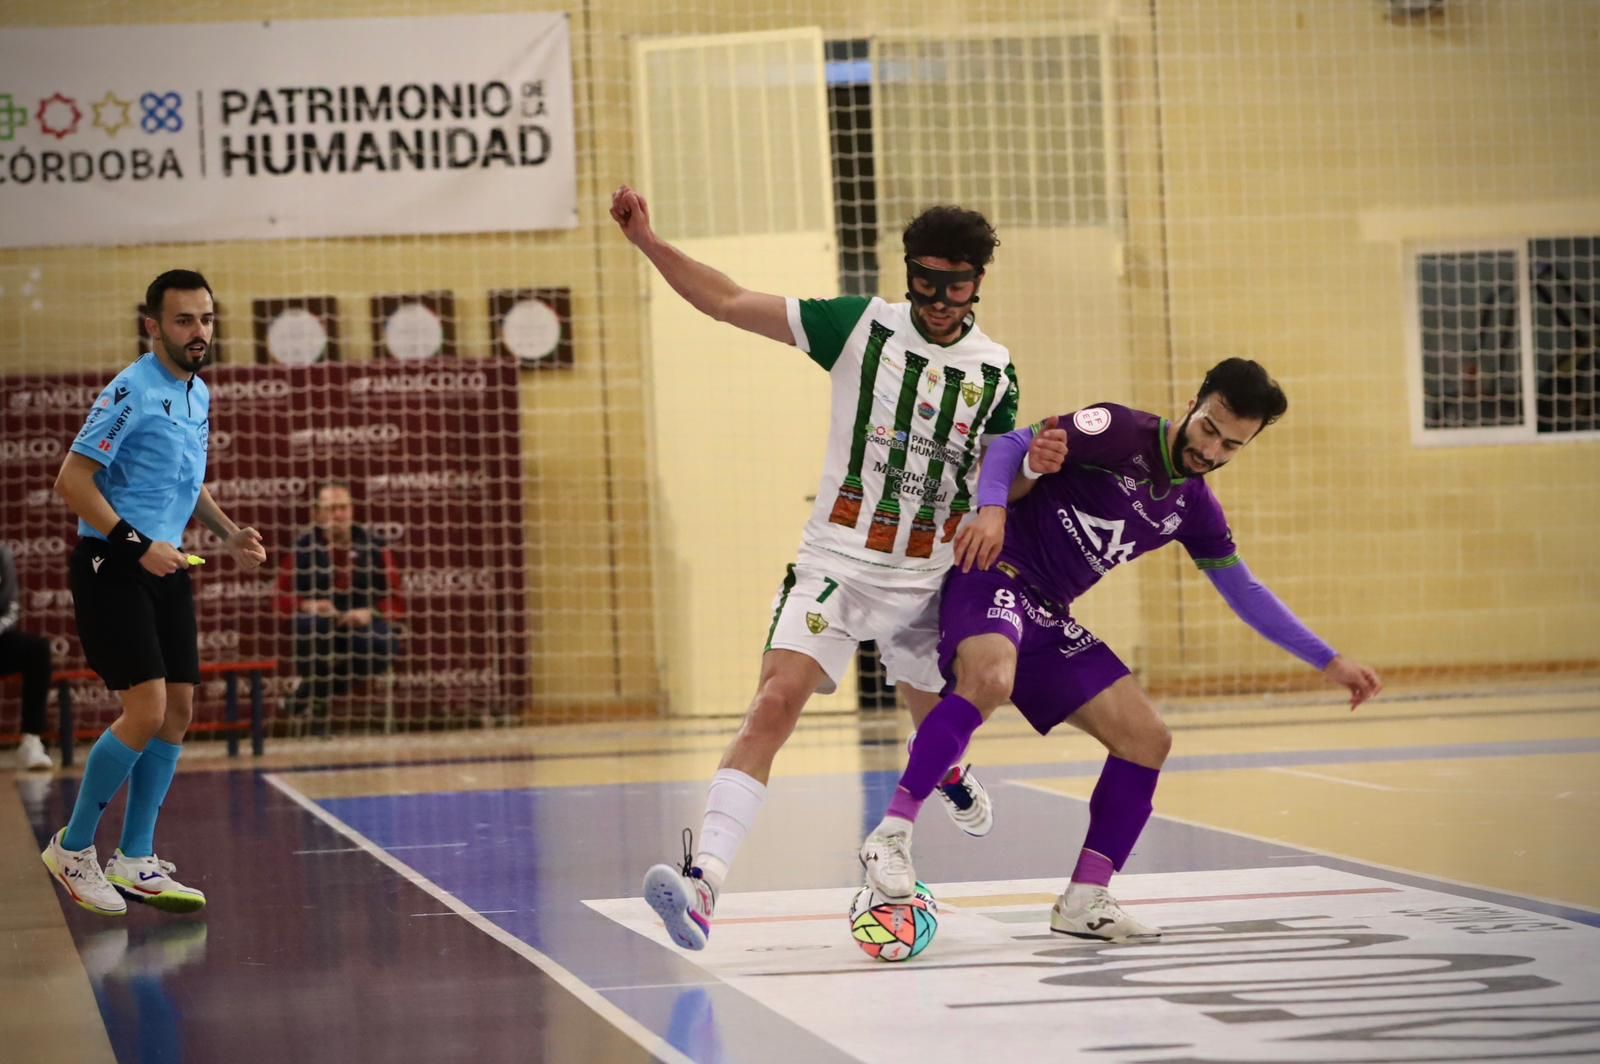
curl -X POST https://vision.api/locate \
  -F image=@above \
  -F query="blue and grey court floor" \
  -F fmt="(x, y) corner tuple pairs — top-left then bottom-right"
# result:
(5, 682), (1599, 1063)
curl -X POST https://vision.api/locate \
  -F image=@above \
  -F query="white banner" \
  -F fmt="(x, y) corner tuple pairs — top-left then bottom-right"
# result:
(0, 14), (576, 248)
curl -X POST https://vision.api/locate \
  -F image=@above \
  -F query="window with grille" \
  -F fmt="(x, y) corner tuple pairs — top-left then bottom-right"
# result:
(1409, 237), (1599, 443)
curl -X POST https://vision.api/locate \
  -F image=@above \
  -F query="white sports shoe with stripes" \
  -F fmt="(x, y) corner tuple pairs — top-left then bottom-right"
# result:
(936, 764), (993, 837)
(105, 850), (207, 913)
(41, 829), (126, 917)
(858, 824), (917, 900)
(1050, 883), (1161, 942)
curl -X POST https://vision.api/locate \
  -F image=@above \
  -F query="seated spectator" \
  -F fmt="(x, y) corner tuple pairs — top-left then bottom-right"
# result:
(275, 483), (403, 718)
(1, 544), (54, 770)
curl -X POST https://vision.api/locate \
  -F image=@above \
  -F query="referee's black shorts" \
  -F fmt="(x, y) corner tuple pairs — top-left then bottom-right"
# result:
(69, 538), (200, 691)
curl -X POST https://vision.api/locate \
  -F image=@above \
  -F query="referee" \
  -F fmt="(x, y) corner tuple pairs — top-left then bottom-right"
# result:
(40, 269), (266, 916)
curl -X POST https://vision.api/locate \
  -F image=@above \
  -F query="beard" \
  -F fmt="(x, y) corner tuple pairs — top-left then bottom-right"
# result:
(1173, 413), (1215, 477)
(161, 332), (209, 374)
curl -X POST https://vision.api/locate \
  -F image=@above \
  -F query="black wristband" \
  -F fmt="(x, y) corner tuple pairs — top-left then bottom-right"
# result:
(109, 519), (153, 562)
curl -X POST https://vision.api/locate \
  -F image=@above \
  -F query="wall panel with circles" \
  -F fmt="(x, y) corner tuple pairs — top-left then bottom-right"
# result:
(252, 297), (340, 366)
(488, 288), (572, 370)
(370, 292), (457, 361)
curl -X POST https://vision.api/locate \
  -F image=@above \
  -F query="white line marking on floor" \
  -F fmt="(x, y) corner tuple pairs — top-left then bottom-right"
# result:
(292, 846), (365, 855)
(1267, 766), (1399, 791)
(265, 772), (697, 1064)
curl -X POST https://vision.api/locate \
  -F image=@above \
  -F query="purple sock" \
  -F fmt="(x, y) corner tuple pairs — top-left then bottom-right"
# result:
(1081, 755), (1161, 872)
(888, 695), (983, 823)
(1071, 848), (1115, 887)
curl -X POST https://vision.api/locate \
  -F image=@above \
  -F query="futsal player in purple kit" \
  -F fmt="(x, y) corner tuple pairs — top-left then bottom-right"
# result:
(857, 358), (1383, 940)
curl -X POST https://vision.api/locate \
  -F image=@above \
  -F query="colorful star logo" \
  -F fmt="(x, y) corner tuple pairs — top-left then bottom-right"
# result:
(36, 92), (81, 139)
(91, 91), (131, 136)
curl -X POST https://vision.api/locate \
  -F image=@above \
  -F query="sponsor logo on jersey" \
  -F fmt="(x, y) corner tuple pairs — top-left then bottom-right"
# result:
(1161, 513), (1183, 535)
(916, 401), (936, 419)
(1073, 406), (1112, 435)
(954, 422), (970, 436)
(986, 607), (1021, 631)
(805, 612), (828, 635)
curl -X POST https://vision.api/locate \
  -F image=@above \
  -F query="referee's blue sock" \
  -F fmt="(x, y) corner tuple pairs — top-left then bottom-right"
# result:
(118, 738), (181, 858)
(62, 731), (142, 851)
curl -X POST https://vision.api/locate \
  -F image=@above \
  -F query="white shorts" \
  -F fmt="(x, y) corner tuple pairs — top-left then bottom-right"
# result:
(764, 561), (945, 695)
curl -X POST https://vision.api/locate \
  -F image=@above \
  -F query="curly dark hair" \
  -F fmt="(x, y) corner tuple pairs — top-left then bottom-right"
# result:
(1197, 358), (1288, 429)
(902, 206), (1000, 270)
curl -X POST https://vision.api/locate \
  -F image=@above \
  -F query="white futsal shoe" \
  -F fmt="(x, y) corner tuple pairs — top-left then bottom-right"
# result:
(643, 830), (716, 951)
(858, 824), (917, 900)
(17, 734), (52, 771)
(105, 851), (208, 913)
(936, 764), (993, 837)
(1050, 882), (1161, 942)
(41, 830), (126, 917)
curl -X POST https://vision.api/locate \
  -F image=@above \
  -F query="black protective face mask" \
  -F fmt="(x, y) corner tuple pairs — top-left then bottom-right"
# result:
(905, 257), (981, 309)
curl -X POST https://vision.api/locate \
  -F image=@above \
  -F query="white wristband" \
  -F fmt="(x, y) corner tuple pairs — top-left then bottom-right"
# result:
(1021, 456), (1045, 480)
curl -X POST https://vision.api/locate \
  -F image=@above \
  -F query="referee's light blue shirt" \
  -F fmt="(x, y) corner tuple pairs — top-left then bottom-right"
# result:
(70, 352), (210, 546)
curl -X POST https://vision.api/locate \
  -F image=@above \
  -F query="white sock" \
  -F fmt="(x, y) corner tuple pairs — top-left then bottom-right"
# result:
(693, 768), (766, 894)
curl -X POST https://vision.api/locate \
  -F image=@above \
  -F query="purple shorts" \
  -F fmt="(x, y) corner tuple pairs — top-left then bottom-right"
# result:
(937, 563), (1131, 735)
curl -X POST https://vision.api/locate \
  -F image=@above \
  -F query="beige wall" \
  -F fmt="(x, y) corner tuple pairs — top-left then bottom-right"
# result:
(1139, 0), (1600, 685)
(3, 0), (1596, 718)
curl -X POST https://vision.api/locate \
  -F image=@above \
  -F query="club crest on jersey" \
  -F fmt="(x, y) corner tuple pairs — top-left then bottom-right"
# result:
(1073, 407), (1112, 435)
(805, 612), (829, 635)
(961, 381), (982, 406)
(925, 369), (940, 388)
(1161, 514), (1183, 535)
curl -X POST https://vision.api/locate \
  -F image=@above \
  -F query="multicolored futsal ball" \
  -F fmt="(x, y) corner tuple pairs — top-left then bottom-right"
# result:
(848, 880), (938, 961)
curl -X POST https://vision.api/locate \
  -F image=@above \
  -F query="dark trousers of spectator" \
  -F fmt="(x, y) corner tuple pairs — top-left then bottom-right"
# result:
(292, 616), (397, 704)
(0, 629), (52, 738)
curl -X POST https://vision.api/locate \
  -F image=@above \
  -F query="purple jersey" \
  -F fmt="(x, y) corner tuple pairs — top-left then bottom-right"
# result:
(996, 403), (1238, 604)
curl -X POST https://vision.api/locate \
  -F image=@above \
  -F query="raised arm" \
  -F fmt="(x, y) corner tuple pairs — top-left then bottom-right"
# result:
(1204, 561), (1382, 709)
(611, 184), (792, 344)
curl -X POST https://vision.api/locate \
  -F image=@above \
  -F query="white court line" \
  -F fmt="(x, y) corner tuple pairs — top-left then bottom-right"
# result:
(1009, 778), (1600, 916)
(1266, 766), (1399, 792)
(264, 772), (698, 1064)
(411, 909), (518, 918)
(292, 846), (365, 855)
(387, 841), (470, 851)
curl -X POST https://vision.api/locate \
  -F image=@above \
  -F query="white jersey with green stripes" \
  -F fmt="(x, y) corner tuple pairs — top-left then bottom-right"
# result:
(784, 295), (1019, 589)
